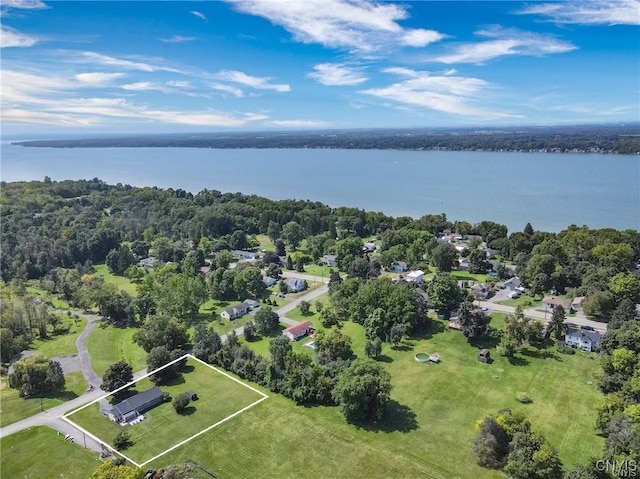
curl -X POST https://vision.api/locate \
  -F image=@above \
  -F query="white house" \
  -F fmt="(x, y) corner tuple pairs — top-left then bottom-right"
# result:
(565, 328), (601, 352)
(405, 270), (424, 284)
(283, 321), (314, 341)
(221, 302), (251, 320)
(322, 255), (337, 267)
(363, 242), (376, 253)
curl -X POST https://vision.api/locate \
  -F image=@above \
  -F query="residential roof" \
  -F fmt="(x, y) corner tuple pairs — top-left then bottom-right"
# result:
(566, 328), (601, 344)
(284, 321), (313, 336)
(571, 296), (586, 305)
(112, 387), (163, 416)
(542, 296), (571, 309)
(288, 278), (305, 289)
(406, 270), (424, 279)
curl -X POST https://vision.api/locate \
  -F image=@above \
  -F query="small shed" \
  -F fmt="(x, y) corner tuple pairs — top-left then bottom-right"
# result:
(477, 349), (491, 363)
(185, 390), (198, 401)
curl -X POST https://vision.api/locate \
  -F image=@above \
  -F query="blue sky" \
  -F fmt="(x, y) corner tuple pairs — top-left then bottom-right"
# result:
(2, 0), (639, 135)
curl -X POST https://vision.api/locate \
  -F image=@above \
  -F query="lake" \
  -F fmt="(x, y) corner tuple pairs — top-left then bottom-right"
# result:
(2, 142), (638, 233)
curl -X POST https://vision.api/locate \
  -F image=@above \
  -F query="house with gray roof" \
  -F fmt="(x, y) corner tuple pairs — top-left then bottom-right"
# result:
(287, 278), (306, 293)
(101, 386), (164, 423)
(565, 328), (601, 352)
(221, 302), (251, 320)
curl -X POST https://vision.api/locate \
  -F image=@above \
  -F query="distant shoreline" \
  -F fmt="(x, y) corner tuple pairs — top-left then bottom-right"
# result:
(11, 124), (640, 155)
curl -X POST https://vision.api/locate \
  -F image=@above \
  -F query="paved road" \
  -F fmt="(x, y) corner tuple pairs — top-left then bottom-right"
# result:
(474, 300), (608, 333)
(74, 312), (103, 387)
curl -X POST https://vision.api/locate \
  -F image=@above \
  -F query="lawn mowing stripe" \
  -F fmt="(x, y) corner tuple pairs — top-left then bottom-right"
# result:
(139, 394), (269, 467)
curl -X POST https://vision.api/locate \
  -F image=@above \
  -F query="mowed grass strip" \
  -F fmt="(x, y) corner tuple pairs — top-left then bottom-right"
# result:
(85, 324), (147, 377)
(1, 426), (101, 479)
(68, 357), (266, 464)
(0, 372), (86, 427)
(94, 264), (138, 296)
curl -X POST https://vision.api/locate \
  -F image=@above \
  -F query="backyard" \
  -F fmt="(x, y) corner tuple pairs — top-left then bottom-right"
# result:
(67, 356), (267, 465)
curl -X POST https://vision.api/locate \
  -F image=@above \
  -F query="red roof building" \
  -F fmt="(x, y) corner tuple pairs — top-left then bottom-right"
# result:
(283, 321), (314, 341)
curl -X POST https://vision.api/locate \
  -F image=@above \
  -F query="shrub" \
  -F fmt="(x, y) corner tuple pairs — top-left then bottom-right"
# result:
(556, 342), (575, 355)
(173, 394), (190, 413)
(516, 392), (532, 404)
(113, 431), (132, 451)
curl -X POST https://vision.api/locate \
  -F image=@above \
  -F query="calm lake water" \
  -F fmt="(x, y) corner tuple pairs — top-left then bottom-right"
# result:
(2, 142), (638, 233)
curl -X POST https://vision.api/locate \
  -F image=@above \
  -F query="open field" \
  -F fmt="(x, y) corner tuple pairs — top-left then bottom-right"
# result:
(26, 285), (72, 309)
(231, 313), (603, 478)
(31, 314), (87, 358)
(85, 324), (147, 377)
(94, 264), (139, 296)
(303, 264), (333, 278)
(1, 426), (101, 478)
(0, 372), (86, 427)
(67, 357), (267, 465)
(255, 234), (276, 252)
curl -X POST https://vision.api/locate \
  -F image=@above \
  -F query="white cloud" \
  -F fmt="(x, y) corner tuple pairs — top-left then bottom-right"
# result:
(160, 35), (198, 43)
(269, 119), (331, 128)
(401, 29), (445, 47)
(1, 67), (268, 127)
(307, 63), (368, 86)
(75, 72), (124, 85)
(381, 67), (418, 78)
(518, 0), (640, 26)
(362, 68), (518, 119)
(226, 0), (445, 53)
(167, 80), (191, 88)
(190, 10), (208, 21)
(74, 51), (184, 73)
(214, 70), (290, 92)
(1, 25), (37, 47)
(1, 0), (47, 10)
(209, 82), (245, 97)
(431, 26), (576, 64)
(120, 82), (170, 93)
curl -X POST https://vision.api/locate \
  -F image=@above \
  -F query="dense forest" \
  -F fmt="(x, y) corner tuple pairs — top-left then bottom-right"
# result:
(13, 124), (640, 154)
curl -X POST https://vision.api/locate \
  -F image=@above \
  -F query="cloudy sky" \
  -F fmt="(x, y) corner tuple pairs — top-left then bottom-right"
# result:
(2, 0), (639, 135)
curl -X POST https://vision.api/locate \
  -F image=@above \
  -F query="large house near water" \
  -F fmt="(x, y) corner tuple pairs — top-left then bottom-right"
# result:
(101, 387), (164, 423)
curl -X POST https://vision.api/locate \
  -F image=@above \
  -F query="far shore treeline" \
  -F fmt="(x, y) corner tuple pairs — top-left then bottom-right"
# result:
(2, 177), (638, 289)
(12, 123), (640, 154)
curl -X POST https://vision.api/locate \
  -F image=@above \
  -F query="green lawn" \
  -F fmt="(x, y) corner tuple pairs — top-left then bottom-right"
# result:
(187, 312), (603, 479)
(85, 323), (147, 377)
(68, 357), (266, 465)
(498, 293), (540, 308)
(0, 372), (87, 427)
(1, 426), (101, 478)
(302, 264), (333, 279)
(31, 314), (87, 358)
(94, 264), (139, 296)
(255, 234), (276, 252)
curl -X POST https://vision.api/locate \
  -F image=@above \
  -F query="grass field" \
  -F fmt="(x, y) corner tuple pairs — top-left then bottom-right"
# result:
(94, 264), (139, 296)
(31, 314), (87, 358)
(85, 323), (147, 377)
(498, 293), (540, 308)
(303, 264), (333, 279)
(68, 357), (266, 465)
(0, 372), (86, 427)
(1, 426), (101, 478)
(255, 234), (276, 252)
(228, 312), (603, 478)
